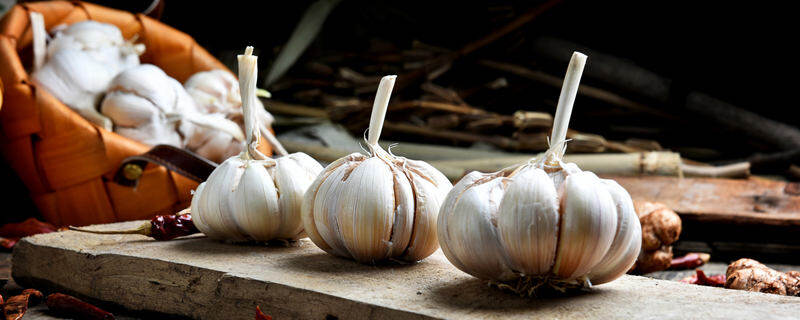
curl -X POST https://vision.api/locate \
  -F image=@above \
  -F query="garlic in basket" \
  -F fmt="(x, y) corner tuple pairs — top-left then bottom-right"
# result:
(30, 16), (144, 131)
(301, 75), (453, 263)
(437, 52), (641, 294)
(190, 47), (323, 242)
(101, 64), (246, 163)
(184, 69), (275, 140)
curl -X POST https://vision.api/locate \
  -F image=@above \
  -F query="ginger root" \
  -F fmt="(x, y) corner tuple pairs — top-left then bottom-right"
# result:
(725, 258), (800, 296)
(629, 201), (682, 274)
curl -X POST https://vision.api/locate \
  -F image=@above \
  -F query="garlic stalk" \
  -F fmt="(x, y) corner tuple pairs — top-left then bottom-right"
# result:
(190, 46), (323, 242)
(437, 52), (641, 294)
(301, 75), (453, 263)
(30, 18), (143, 131)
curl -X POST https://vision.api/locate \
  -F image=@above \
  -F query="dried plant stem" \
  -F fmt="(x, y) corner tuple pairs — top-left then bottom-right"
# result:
(548, 52), (587, 158)
(367, 75), (397, 147)
(681, 162), (750, 178)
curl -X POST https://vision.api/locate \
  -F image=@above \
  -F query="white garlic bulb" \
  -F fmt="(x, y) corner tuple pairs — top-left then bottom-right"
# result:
(437, 52), (641, 293)
(101, 64), (246, 162)
(30, 18), (143, 131)
(191, 47), (324, 242)
(301, 75), (453, 263)
(185, 69), (275, 138)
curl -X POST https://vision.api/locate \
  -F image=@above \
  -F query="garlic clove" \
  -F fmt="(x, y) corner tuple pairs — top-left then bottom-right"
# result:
(270, 153), (325, 239)
(101, 91), (161, 127)
(308, 154), (369, 257)
(552, 171), (618, 280)
(327, 157), (414, 263)
(231, 161), (281, 241)
(588, 179), (643, 285)
(438, 171), (516, 281)
(399, 159), (451, 261)
(302, 154), (363, 256)
(190, 182), (213, 235)
(498, 166), (560, 276)
(192, 157), (249, 241)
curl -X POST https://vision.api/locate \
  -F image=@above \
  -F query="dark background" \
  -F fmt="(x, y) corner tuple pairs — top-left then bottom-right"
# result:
(155, 0), (797, 127)
(3, 0), (797, 224)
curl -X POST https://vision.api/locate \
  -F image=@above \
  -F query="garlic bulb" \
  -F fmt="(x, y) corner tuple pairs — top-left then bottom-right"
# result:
(301, 75), (453, 263)
(30, 18), (143, 130)
(185, 69), (275, 138)
(191, 47), (323, 242)
(437, 52), (641, 293)
(101, 64), (246, 162)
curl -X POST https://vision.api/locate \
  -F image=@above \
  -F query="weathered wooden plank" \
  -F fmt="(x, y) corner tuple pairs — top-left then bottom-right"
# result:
(610, 176), (800, 226)
(12, 221), (800, 319)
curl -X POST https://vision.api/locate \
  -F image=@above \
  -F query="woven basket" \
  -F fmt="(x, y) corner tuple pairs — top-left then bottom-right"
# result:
(0, 1), (271, 226)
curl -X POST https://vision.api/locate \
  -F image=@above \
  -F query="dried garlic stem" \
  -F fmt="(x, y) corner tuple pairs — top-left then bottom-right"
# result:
(548, 52), (587, 159)
(366, 75), (397, 147)
(238, 46), (264, 160)
(30, 12), (46, 72)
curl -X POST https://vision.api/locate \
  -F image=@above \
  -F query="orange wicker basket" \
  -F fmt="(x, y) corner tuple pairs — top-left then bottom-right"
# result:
(0, 1), (271, 226)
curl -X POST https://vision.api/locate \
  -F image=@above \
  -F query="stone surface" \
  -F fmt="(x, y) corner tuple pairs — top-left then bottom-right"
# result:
(12, 221), (800, 320)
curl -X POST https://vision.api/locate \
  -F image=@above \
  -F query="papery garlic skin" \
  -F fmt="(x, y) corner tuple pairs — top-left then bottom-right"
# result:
(437, 52), (640, 291)
(191, 47), (324, 242)
(302, 76), (453, 263)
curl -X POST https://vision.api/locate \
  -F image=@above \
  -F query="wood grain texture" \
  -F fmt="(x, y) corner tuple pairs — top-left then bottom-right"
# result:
(609, 176), (800, 226)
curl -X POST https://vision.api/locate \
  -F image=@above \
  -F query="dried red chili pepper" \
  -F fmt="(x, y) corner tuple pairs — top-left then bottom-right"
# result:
(670, 252), (710, 270)
(680, 269), (726, 287)
(255, 306), (272, 320)
(45, 293), (114, 320)
(69, 209), (199, 241)
(0, 218), (58, 250)
(3, 289), (44, 320)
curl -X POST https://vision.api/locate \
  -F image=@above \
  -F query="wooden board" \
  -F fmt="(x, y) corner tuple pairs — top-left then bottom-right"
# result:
(610, 175), (800, 262)
(12, 221), (800, 320)
(610, 175), (800, 226)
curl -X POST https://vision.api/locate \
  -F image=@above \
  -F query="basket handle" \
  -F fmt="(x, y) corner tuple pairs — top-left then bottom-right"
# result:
(113, 145), (217, 187)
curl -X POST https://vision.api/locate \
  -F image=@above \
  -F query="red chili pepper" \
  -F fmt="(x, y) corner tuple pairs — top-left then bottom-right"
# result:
(69, 210), (199, 241)
(3, 289), (43, 320)
(0, 218), (58, 250)
(255, 306), (272, 320)
(45, 293), (114, 320)
(670, 252), (710, 270)
(680, 269), (726, 287)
